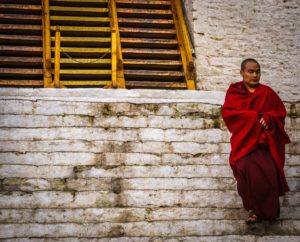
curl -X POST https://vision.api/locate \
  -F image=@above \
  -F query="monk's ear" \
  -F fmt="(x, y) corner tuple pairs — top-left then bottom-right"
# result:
(240, 69), (244, 77)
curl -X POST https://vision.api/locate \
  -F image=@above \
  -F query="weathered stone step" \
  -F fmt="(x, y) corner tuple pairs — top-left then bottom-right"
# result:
(0, 127), (229, 142)
(1, 220), (299, 238)
(1, 177), (238, 191)
(1, 236), (299, 242)
(0, 190), (299, 209)
(0, 114), (216, 129)
(0, 207), (299, 223)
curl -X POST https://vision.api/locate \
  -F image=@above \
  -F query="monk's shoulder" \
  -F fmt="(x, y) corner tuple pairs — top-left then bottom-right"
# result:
(259, 83), (284, 102)
(259, 83), (279, 96)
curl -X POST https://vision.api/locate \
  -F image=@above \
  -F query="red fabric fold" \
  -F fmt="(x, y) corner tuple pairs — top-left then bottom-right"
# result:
(221, 81), (291, 193)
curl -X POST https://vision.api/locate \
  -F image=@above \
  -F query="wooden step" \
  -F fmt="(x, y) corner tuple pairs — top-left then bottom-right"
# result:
(59, 69), (111, 75)
(50, 16), (109, 27)
(0, 34), (42, 45)
(119, 27), (176, 39)
(124, 70), (184, 81)
(51, 58), (111, 64)
(0, 13), (42, 24)
(50, 36), (110, 47)
(0, 0), (40, 4)
(0, 46), (43, 56)
(0, 68), (43, 76)
(0, 24), (42, 35)
(50, 0), (108, 7)
(0, 57), (43, 67)
(59, 69), (111, 79)
(50, 26), (110, 37)
(118, 17), (173, 28)
(117, 8), (172, 19)
(50, 6), (108, 17)
(123, 59), (182, 70)
(122, 48), (180, 59)
(116, 0), (171, 10)
(51, 58), (111, 68)
(121, 37), (178, 49)
(0, 4), (41, 14)
(60, 80), (111, 86)
(0, 79), (43, 86)
(126, 81), (186, 89)
(53, 49), (111, 58)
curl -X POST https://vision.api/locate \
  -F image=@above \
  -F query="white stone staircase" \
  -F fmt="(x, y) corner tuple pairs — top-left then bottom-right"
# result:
(0, 89), (299, 241)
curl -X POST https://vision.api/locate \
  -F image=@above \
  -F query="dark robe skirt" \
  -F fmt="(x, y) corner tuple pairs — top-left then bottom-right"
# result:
(235, 145), (286, 220)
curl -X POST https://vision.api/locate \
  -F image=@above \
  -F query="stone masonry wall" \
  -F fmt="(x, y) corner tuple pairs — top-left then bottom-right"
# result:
(0, 88), (299, 241)
(192, 0), (300, 102)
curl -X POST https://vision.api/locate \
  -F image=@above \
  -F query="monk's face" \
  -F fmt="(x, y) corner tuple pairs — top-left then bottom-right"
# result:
(240, 62), (261, 88)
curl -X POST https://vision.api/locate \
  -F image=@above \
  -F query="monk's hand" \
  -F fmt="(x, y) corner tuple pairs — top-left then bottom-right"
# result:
(260, 117), (269, 130)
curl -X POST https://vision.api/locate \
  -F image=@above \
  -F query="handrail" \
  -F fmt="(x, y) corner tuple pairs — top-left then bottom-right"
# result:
(54, 26), (61, 88)
(109, 0), (125, 88)
(171, 0), (195, 90)
(42, 0), (53, 87)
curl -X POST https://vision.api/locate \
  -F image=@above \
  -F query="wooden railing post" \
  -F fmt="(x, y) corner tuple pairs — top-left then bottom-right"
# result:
(172, 0), (195, 90)
(42, 0), (53, 87)
(109, 0), (125, 88)
(54, 26), (61, 88)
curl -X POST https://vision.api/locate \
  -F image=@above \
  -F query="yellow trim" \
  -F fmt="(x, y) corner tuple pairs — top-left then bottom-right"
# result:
(54, 26), (62, 88)
(171, 0), (195, 90)
(42, 0), (53, 87)
(109, 0), (125, 88)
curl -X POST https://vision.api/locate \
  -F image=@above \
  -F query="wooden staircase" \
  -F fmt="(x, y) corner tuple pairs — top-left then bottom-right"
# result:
(0, 0), (43, 87)
(49, 0), (112, 87)
(117, 0), (195, 89)
(0, 0), (195, 89)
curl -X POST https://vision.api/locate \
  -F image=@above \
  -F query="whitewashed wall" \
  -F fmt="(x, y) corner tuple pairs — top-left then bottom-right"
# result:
(193, 0), (300, 102)
(0, 88), (299, 241)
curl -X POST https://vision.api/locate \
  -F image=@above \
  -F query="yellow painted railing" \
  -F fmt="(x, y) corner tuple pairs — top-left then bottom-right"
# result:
(42, 0), (53, 87)
(54, 26), (62, 88)
(41, 0), (194, 89)
(109, 0), (125, 88)
(171, 0), (195, 90)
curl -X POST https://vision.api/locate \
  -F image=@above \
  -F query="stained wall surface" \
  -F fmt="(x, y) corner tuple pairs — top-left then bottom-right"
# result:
(0, 89), (299, 241)
(192, 0), (300, 102)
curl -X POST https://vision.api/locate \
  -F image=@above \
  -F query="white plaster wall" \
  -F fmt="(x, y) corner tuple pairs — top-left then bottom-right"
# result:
(192, 0), (300, 102)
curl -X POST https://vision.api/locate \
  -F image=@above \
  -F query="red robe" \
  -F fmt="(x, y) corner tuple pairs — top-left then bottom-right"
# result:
(222, 81), (290, 193)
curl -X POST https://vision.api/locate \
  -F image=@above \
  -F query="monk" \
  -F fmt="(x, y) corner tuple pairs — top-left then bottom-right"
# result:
(221, 58), (291, 224)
